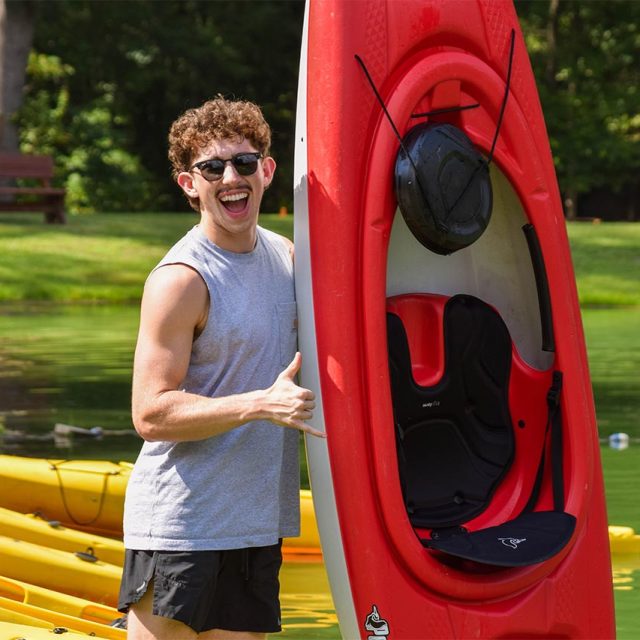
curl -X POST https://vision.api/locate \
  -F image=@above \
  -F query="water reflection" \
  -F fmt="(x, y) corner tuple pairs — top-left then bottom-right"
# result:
(614, 566), (636, 591)
(0, 304), (139, 460)
(612, 556), (640, 640)
(1, 422), (138, 457)
(280, 560), (340, 639)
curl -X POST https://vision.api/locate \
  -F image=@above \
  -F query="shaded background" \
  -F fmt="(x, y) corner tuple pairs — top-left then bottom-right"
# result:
(1, 0), (638, 218)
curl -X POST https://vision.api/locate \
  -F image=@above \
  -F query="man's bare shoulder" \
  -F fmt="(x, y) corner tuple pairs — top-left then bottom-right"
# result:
(146, 262), (206, 294)
(142, 264), (208, 328)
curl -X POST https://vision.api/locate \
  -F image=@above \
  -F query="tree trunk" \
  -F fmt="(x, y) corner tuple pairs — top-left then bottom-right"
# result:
(545, 0), (560, 86)
(0, 0), (36, 152)
(0, 0), (5, 147)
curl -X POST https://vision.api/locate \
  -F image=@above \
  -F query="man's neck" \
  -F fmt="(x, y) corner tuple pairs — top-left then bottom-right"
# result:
(199, 218), (258, 253)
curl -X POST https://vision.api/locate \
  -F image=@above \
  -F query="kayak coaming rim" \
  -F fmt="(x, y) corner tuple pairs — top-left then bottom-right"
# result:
(355, 38), (598, 599)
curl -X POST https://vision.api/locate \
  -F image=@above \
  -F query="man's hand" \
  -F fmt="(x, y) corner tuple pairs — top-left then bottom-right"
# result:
(265, 352), (325, 438)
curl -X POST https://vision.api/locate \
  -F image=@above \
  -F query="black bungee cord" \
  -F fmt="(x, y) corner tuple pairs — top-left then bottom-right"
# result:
(354, 28), (516, 235)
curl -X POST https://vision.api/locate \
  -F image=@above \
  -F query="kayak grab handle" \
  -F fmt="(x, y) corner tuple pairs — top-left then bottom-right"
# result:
(74, 546), (98, 563)
(523, 223), (555, 352)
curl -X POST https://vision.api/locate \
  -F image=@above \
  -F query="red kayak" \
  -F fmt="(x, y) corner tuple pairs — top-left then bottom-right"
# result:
(294, 0), (614, 638)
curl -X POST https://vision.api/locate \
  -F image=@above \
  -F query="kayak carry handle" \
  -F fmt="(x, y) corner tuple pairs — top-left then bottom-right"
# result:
(74, 546), (98, 563)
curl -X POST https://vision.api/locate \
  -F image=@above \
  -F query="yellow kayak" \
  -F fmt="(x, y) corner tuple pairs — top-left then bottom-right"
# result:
(0, 598), (124, 639)
(0, 576), (120, 626)
(0, 502), (318, 571)
(0, 457), (130, 538)
(0, 507), (124, 566)
(0, 536), (121, 606)
(0, 455), (320, 552)
(0, 620), (110, 639)
(0, 602), (50, 629)
(609, 525), (640, 554)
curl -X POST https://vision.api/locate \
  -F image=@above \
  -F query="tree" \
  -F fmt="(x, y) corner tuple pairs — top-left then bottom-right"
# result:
(0, 0), (36, 152)
(19, 0), (304, 213)
(12, 1), (637, 217)
(516, 0), (640, 218)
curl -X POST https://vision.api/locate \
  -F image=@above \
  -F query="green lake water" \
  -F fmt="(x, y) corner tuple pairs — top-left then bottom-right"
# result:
(0, 303), (638, 638)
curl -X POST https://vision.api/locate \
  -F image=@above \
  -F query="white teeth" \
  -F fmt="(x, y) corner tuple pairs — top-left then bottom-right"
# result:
(219, 193), (248, 202)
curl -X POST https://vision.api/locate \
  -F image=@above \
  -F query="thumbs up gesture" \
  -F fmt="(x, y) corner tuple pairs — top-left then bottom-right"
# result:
(278, 351), (304, 383)
(265, 352), (325, 438)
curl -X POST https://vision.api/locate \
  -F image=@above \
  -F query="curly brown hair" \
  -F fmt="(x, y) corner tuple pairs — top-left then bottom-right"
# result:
(168, 95), (272, 211)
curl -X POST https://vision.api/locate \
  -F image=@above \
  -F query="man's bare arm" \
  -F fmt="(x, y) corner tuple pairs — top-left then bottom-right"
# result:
(131, 264), (322, 442)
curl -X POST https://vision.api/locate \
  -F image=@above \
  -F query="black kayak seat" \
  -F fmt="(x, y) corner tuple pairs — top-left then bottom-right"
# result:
(386, 293), (575, 567)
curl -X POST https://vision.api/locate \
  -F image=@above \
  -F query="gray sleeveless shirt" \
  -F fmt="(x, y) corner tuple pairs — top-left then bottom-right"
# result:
(123, 225), (300, 550)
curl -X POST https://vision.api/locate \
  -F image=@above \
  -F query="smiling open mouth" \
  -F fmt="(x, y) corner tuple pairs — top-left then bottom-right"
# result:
(219, 192), (249, 213)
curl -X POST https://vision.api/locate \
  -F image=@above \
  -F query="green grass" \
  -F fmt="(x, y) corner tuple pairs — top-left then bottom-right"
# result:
(567, 222), (640, 307)
(1, 214), (638, 305)
(0, 212), (293, 303)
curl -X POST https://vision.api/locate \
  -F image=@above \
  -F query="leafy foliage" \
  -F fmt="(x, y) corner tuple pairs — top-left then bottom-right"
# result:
(14, 1), (639, 216)
(19, 52), (159, 213)
(515, 1), (640, 214)
(18, 0), (304, 214)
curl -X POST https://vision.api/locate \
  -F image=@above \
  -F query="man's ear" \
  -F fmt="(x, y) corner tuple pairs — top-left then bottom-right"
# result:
(262, 156), (276, 189)
(177, 171), (199, 199)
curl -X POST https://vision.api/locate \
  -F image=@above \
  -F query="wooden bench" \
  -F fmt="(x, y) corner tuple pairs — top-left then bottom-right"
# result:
(0, 153), (67, 223)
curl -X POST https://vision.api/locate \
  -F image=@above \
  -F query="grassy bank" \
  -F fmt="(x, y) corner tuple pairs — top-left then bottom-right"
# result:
(0, 212), (293, 303)
(568, 222), (640, 307)
(0, 213), (639, 305)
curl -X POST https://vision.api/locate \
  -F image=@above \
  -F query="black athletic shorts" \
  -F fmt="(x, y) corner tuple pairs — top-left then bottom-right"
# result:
(117, 541), (283, 634)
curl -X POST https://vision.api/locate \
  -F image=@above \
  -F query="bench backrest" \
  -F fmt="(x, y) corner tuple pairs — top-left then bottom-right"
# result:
(0, 153), (55, 180)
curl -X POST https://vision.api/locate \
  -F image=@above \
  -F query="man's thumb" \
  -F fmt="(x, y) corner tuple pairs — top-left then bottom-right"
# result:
(281, 351), (302, 379)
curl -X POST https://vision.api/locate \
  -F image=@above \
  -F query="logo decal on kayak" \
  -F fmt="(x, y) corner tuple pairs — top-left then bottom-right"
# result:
(364, 604), (390, 638)
(421, 400), (440, 409)
(499, 537), (527, 549)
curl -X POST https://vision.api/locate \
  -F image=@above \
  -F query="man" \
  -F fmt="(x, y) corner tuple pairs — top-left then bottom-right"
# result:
(118, 96), (324, 640)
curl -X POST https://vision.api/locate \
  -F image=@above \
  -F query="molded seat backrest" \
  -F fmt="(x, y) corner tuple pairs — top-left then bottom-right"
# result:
(387, 294), (515, 528)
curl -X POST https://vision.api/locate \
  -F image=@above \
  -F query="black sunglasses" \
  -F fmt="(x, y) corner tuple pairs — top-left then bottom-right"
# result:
(190, 152), (263, 181)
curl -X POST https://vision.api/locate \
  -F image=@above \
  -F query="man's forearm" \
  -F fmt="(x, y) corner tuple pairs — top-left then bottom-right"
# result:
(133, 388), (270, 442)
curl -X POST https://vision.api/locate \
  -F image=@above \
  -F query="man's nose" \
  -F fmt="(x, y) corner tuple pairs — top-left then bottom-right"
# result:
(221, 161), (241, 183)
